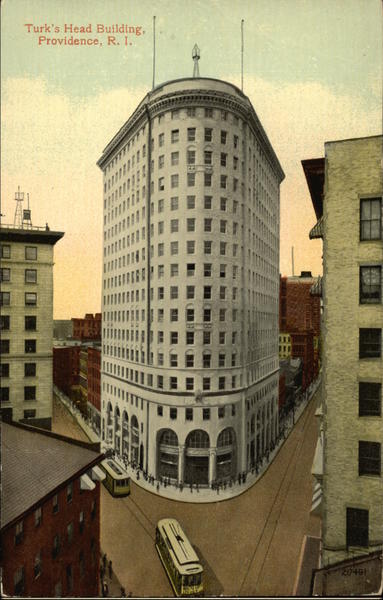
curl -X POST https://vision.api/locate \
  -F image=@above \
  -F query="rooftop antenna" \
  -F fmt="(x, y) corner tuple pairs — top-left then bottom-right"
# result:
(152, 16), (156, 90)
(241, 19), (244, 91)
(13, 186), (24, 227)
(192, 44), (200, 78)
(291, 246), (295, 276)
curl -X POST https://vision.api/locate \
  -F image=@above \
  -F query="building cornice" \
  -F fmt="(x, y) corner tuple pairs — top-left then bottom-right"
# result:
(97, 86), (285, 182)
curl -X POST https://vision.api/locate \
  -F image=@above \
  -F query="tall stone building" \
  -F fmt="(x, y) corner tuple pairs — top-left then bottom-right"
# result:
(97, 76), (284, 497)
(303, 135), (383, 566)
(0, 225), (64, 429)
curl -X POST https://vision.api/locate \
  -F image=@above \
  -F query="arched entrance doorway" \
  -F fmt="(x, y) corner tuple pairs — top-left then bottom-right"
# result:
(122, 411), (129, 456)
(130, 415), (139, 465)
(216, 428), (236, 480)
(114, 405), (121, 453)
(184, 430), (210, 486)
(157, 429), (179, 481)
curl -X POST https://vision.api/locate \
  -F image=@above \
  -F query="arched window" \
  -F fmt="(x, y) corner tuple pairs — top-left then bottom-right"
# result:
(159, 429), (178, 446)
(217, 428), (235, 447)
(186, 430), (210, 449)
(185, 351), (194, 368)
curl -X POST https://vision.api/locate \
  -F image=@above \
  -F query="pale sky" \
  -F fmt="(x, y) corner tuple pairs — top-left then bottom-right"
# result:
(1, 0), (381, 318)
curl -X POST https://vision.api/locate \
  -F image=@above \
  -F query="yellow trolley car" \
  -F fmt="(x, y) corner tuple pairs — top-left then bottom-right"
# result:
(156, 518), (203, 597)
(100, 458), (130, 497)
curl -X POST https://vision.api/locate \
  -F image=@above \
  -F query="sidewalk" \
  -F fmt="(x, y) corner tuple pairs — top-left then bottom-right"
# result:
(99, 553), (129, 598)
(54, 377), (321, 504)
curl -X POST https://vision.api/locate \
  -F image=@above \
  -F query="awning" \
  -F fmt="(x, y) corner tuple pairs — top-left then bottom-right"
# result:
(91, 465), (106, 481)
(311, 481), (323, 515)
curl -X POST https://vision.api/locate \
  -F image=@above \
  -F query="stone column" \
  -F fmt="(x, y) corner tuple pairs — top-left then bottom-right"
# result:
(178, 445), (185, 483)
(209, 447), (217, 484)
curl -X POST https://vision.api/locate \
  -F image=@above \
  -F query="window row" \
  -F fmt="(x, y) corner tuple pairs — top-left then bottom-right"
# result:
(0, 340), (37, 354)
(156, 150), (239, 169)
(0, 362), (36, 377)
(0, 268), (38, 283)
(0, 245), (38, 260)
(155, 351), (238, 368)
(0, 316), (37, 331)
(153, 126), (239, 147)
(0, 292), (38, 306)
(0, 385), (36, 402)
(150, 307), (240, 323)
(156, 172), (236, 190)
(157, 403), (236, 420)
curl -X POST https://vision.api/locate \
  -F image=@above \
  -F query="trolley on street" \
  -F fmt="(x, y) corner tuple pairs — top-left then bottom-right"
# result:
(156, 518), (204, 597)
(100, 458), (130, 497)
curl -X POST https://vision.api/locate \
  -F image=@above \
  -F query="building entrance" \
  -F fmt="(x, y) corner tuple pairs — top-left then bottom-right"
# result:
(184, 455), (209, 485)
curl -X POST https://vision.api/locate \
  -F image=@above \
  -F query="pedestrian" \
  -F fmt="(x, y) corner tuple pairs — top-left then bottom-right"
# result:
(156, 481), (160, 493)
(120, 586), (127, 597)
(102, 580), (109, 597)
(102, 553), (107, 569)
(108, 559), (113, 579)
(100, 565), (105, 581)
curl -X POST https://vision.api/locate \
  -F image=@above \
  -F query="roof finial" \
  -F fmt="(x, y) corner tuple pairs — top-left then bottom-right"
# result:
(192, 44), (200, 78)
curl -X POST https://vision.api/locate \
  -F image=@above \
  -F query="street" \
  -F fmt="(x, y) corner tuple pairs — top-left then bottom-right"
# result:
(52, 388), (321, 596)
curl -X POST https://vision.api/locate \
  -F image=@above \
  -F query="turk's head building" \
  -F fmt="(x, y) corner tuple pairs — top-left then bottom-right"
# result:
(97, 76), (284, 496)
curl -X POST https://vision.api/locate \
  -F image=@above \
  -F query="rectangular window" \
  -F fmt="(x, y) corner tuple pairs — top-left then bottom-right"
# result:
(187, 108), (196, 117)
(359, 328), (381, 358)
(186, 353), (194, 367)
(220, 197), (227, 211)
(203, 408), (211, 420)
(204, 173), (212, 186)
(359, 441), (381, 476)
(25, 316), (36, 330)
(204, 150), (212, 165)
(170, 286), (178, 299)
(170, 331), (178, 344)
(187, 195), (195, 209)
(15, 520), (24, 545)
(170, 308), (178, 322)
(1, 292), (10, 306)
(359, 382), (381, 416)
(187, 149), (196, 165)
(219, 353), (225, 367)
(221, 153), (227, 167)
(219, 332), (226, 344)
(203, 353), (211, 368)
(25, 292), (37, 306)
(203, 377), (210, 391)
(204, 218), (212, 232)
(25, 246), (37, 260)
(158, 133), (164, 146)
(0, 363), (9, 378)
(204, 195), (212, 209)
(157, 405), (163, 416)
(0, 315), (10, 330)
(67, 482), (73, 503)
(203, 308), (211, 322)
(158, 177), (165, 191)
(187, 128), (196, 141)
(187, 263), (195, 276)
(186, 308), (194, 322)
(220, 175), (227, 189)
(360, 198), (381, 241)
(170, 241), (179, 255)
(186, 407), (194, 421)
(219, 377), (225, 390)
(204, 263), (212, 277)
(170, 196), (179, 211)
(187, 241), (195, 254)
(35, 507), (42, 527)
(186, 331), (194, 345)
(171, 174), (179, 188)
(170, 264), (179, 276)
(171, 129), (179, 143)
(204, 241), (212, 254)
(157, 376), (163, 389)
(204, 128), (212, 142)
(24, 386), (36, 401)
(205, 108), (213, 118)
(25, 339), (36, 353)
(1, 245), (11, 258)
(346, 507), (368, 547)
(171, 151), (179, 166)
(187, 173), (195, 187)
(360, 266), (381, 303)
(170, 354), (178, 367)
(0, 387), (10, 402)
(0, 268), (10, 282)
(52, 494), (59, 514)
(170, 219), (179, 233)
(204, 286), (211, 299)
(171, 109), (179, 119)
(170, 378), (178, 390)
(221, 131), (227, 144)
(218, 406), (225, 418)
(186, 286), (195, 299)
(158, 155), (164, 168)
(170, 406), (178, 418)
(203, 331), (211, 345)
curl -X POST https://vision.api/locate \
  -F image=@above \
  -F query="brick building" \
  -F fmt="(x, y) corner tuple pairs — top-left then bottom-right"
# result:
(72, 313), (101, 341)
(0, 421), (104, 597)
(53, 344), (81, 399)
(279, 272), (321, 390)
(303, 135), (383, 568)
(87, 346), (101, 435)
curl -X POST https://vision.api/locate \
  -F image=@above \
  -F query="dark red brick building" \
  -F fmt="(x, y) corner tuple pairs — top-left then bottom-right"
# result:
(53, 345), (81, 399)
(279, 272), (321, 390)
(87, 346), (101, 433)
(72, 313), (101, 341)
(0, 421), (103, 598)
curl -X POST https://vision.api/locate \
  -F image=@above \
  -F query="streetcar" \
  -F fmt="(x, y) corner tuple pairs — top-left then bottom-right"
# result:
(100, 458), (130, 497)
(155, 518), (204, 597)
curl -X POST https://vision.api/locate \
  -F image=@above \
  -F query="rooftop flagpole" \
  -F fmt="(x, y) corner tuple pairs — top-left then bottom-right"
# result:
(152, 16), (156, 90)
(241, 19), (244, 91)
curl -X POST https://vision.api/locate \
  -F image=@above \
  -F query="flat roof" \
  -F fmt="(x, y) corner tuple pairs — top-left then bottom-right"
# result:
(0, 226), (64, 245)
(1, 422), (103, 529)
